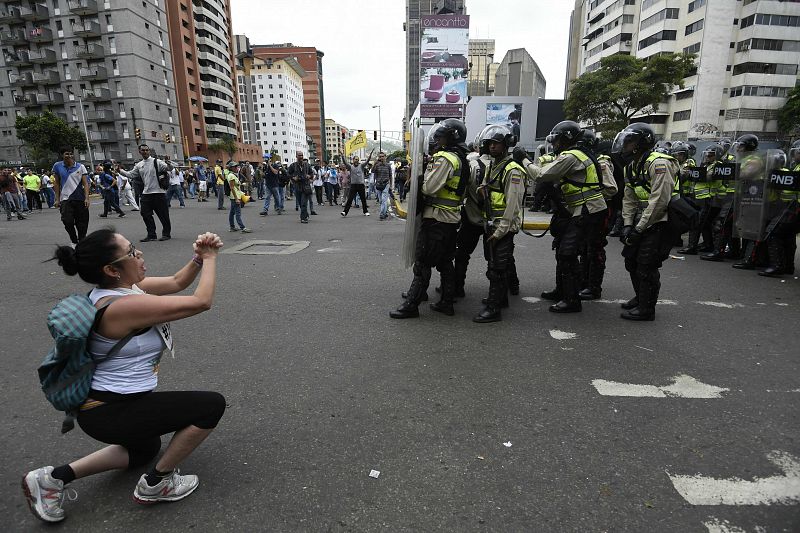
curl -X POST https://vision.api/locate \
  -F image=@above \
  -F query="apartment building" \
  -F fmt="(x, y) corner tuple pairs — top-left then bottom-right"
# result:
(467, 38), (498, 97)
(494, 48), (547, 99)
(0, 0), (184, 165)
(324, 118), (348, 160)
(566, 0), (800, 140)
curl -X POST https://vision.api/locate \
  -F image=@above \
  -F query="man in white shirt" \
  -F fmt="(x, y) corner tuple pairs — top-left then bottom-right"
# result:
(166, 167), (185, 208)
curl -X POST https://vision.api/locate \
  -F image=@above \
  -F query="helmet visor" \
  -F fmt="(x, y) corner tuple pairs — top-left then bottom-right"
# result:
(790, 147), (800, 161)
(702, 148), (718, 162)
(611, 131), (637, 154)
(426, 123), (443, 152)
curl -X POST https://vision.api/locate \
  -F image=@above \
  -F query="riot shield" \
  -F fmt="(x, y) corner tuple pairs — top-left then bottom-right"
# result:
(764, 150), (798, 241)
(402, 127), (425, 268)
(733, 149), (768, 240)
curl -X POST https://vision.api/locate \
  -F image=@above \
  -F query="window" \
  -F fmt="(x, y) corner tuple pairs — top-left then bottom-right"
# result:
(685, 20), (704, 35)
(683, 42), (701, 54)
(732, 62), (798, 76)
(729, 85), (790, 98)
(673, 110), (691, 122)
(675, 90), (694, 101)
(688, 0), (706, 13)
(638, 30), (677, 50)
(641, 8), (680, 31)
(742, 13), (800, 29)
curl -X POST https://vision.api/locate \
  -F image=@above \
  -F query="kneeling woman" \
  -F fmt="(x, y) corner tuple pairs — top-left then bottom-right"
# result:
(23, 228), (225, 523)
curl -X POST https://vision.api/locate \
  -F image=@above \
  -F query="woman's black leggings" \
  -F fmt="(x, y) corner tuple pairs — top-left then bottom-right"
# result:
(77, 390), (226, 468)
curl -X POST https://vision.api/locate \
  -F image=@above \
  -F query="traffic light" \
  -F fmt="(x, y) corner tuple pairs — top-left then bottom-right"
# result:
(373, 130), (378, 141)
(134, 127), (141, 141)
(163, 132), (170, 143)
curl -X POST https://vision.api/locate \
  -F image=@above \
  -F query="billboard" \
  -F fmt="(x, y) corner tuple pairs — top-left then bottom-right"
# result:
(486, 103), (522, 140)
(419, 14), (469, 118)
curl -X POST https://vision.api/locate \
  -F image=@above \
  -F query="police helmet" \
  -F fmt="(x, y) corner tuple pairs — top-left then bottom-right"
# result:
(790, 140), (800, 162)
(770, 151), (787, 169)
(577, 129), (599, 152)
(479, 124), (517, 149)
(688, 143), (697, 157)
(431, 118), (467, 148)
(670, 141), (689, 159)
(702, 143), (723, 163)
(426, 123), (443, 155)
(546, 120), (582, 153)
(654, 140), (673, 154)
(611, 123), (656, 159)
(718, 137), (733, 153)
(732, 134), (759, 153)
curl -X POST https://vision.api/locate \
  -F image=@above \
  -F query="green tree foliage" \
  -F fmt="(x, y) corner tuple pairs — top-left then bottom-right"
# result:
(777, 85), (800, 137)
(565, 54), (696, 139)
(208, 135), (238, 160)
(15, 111), (87, 168)
(388, 149), (407, 161)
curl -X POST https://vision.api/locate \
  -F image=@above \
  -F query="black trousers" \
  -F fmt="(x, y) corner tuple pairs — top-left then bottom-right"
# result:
(405, 219), (459, 304)
(102, 188), (123, 215)
(622, 222), (672, 312)
(343, 183), (368, 214)
(579, 209), (609, 292)
(454, 221), (484, 292)
(60, 199), (89, 244)
(139, 193), (171, 238)
(26, 188), (42, 211)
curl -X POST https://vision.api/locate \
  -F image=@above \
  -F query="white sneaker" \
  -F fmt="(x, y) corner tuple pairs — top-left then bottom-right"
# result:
(133, 469), (199, 504)
(364, 212), (370, 216)
(21, 466), (76, 523)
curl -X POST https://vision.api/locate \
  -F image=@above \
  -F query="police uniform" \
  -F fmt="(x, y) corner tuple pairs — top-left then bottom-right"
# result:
(390, 148), (465, 318)
(579, 154), (616, 299)
(525, 149), (607, 312)
(760, 159), (799, 277)
(452, 152), (492, 298)
(621, 152), (679, 320)
(473, 155), (526, 322)
(678, 156), (714, 253)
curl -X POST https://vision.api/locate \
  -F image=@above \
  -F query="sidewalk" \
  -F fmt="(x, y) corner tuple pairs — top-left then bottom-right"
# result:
(392, 198), (550, 230)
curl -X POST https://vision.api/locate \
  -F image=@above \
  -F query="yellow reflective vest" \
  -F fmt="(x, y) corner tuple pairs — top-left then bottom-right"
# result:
(626, 152), (680, 204)
(425, 151), (464, 212)
(486, 157), (525, 219)
(559, 149), (603, 208)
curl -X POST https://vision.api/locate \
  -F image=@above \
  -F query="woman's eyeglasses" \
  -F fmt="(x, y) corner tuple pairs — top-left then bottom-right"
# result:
(109, 244), (140, 265)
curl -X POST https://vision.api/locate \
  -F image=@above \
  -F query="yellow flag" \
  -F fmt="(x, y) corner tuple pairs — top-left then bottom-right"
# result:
(345, 130), (368, 156)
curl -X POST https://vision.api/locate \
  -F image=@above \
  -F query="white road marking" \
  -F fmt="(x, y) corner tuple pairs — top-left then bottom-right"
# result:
(669, 451), (800, 506)
(592, 374), (729, 399)
(316, 247), (341, 253)
(522, 297), (541, 304)
(696, 301), (745, 309)
(702, 517), (749, 533)
(549, 329), (577, 340)
(657, 299), (678, 305)
(594, 299), (628, 304)
(775, 303), (789, 307)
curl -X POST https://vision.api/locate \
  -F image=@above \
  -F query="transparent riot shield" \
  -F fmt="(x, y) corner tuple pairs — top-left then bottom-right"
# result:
(763, 150), (799, 241)
(402, 127), (425, 268)
(733, 149), (768, 241)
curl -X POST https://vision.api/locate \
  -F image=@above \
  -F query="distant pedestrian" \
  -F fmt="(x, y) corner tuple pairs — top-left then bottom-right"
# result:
(121, 144), (173, 242)
(338, 164), (350, 207)
(259, 161), (284, 215)
(287, 151), (315, 223)
(116, 163), (139, 210)
(225, 161), (251, 233)
(341, 152), (372, 217)
(52, 148), (90, 244)
(166, 167), (185, 208)
(96, 164), (125, 218)
(41, 171), (56, 208)
(372, 152), (393, 220)
(214, 161), (225, 210)
(1, 168), (26, 220)
(23, 169), (43, 212)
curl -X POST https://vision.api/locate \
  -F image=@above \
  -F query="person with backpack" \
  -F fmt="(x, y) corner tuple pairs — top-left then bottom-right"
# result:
(23, 228), (226, 523)
(119, 144), (173, 242)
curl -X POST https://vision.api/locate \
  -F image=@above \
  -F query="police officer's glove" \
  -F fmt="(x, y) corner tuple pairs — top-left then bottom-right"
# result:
(620, 225), (633, 245)
(624, 228), (642, 247)
(512, 146), (528, 165)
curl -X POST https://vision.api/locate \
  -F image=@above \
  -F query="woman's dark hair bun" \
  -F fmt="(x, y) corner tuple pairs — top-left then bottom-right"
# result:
(54, 245), (79, 276)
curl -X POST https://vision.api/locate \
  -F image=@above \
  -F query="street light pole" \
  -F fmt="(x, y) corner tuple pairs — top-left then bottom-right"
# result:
(372, 105), (382, 153)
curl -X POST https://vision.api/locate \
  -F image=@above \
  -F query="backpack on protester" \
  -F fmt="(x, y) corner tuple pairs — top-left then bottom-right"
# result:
(37, 294), (135, 433)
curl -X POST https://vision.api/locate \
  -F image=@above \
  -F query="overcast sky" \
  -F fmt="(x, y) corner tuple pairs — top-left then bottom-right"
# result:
(230, 0), (573, 140)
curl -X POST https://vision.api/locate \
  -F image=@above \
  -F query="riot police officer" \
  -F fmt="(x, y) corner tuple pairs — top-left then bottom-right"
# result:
(613, 123), (679, 321)
(674, 141), (711, 254)
(390, 118), (469, 319)
(760, 150), (798, 277)
(473, 125), (526, 323)
(520, 120), (608, 313)
(699, 142), (734, 261)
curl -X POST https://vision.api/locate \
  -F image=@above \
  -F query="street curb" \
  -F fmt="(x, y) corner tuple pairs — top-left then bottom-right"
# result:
(392, 198), (550, 230)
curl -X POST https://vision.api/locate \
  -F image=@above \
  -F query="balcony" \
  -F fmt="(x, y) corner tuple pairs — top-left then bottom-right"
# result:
(72, 20), (101, 38)
(9, 72), (35, 88)
(32, 70), (60, 85)
(14, 94), (39, 107)
(28, 48), (57, 64)
(0, 6), (23, 24)
(4, 50), (31, 66)
(79, 65), (107, 81)
(86, 109), (115, 122)
(20, 4), (50, 21)
(89, 130), (118, 143)
(75, 43), (104, 59)
(28, 27), (53, 43)
(0, 29), (27, 46)
(36, 92), (64, 105)
(68, 0), (99, 16)
(83, 87), (111, 101)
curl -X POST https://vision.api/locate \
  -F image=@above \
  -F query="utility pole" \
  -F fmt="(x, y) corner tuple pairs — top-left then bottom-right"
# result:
(372, 105), (382, 153)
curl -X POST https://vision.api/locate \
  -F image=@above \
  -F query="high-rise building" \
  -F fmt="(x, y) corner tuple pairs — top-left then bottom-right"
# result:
(247, 42), (326, 161)
(467, 38), (498, 97)
(165, 0), (247, 158)
(404, 0), (467, 124)
(565, 0), (800, 140)
(494, 48), (546, 99)
(324, 118), (348, 161)
(0, 0), (184, 165)
(235, 51), (308, 162)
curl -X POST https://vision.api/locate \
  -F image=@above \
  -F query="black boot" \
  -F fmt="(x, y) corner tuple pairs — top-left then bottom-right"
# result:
(550, 258), (581, 313)
(758, 239), (785, 277)
(402, 291), (428, 301)
(579, 288), (601, 301)
(621, 269), (658, 321)
(700, 220), (724, 261)
(541, 260), (562, 301)
(391, 265), (430, 319)
(621, 270), (639, 309)
(473, 273), (505, 323)
(678, 246), (698, 255)
(430, 273), (455, 316)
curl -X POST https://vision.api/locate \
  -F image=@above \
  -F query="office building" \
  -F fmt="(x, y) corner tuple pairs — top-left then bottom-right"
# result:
(324, 118), (348, 160)
(494, 48), (546, 99)
(467, 38), (498, 97)
(566, 0), (800, 140)
(0, 0), (184, 165)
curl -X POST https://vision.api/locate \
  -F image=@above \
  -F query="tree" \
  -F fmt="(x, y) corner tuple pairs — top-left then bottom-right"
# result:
(565, 53), (696, 139)
(777, 85), (800, 138)
(15, 111), (87, 168)
(208, 134), (237, 160)
(388, 149), (407, 161)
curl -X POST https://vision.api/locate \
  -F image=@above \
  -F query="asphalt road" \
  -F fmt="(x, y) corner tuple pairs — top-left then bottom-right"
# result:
(1, 196), (798, 532)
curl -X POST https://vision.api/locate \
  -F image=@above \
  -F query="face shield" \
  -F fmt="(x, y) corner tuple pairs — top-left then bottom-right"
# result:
(611, 130), (636, 155)
(702, 148), (718, 164)
(790, 146), (800, 162)
(730, 141), (742, 154)
(426, 123), (443, 155)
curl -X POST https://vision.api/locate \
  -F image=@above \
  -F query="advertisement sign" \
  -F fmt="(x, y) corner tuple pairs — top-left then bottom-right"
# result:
(419, 14), (469, 118)
(485, 103), (522, 140)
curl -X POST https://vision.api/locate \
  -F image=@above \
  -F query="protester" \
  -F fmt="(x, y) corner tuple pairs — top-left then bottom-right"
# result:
(1, 167), (26, 220)
(97, 163), (125, 218)
(325, 163), (339, 206)
(313, 160), (326, 206)
(338, 163), (350, 207)
(259, 160), (283, 216)
(214, 160), (225, 210)
(52, 148), (90, 244)
(116, 163), (139, 211)
(341, 152), (372, 217)
(41, 170), (56, 208)
(225, 161), (252, 233)
(22, 229), (225, 523)
(287, 151), (315, 223)
(166, 166), (185, 208)
(23, 169), (43, 212)
(372, 152), (393, 220)
(120, 144), (173, 242)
